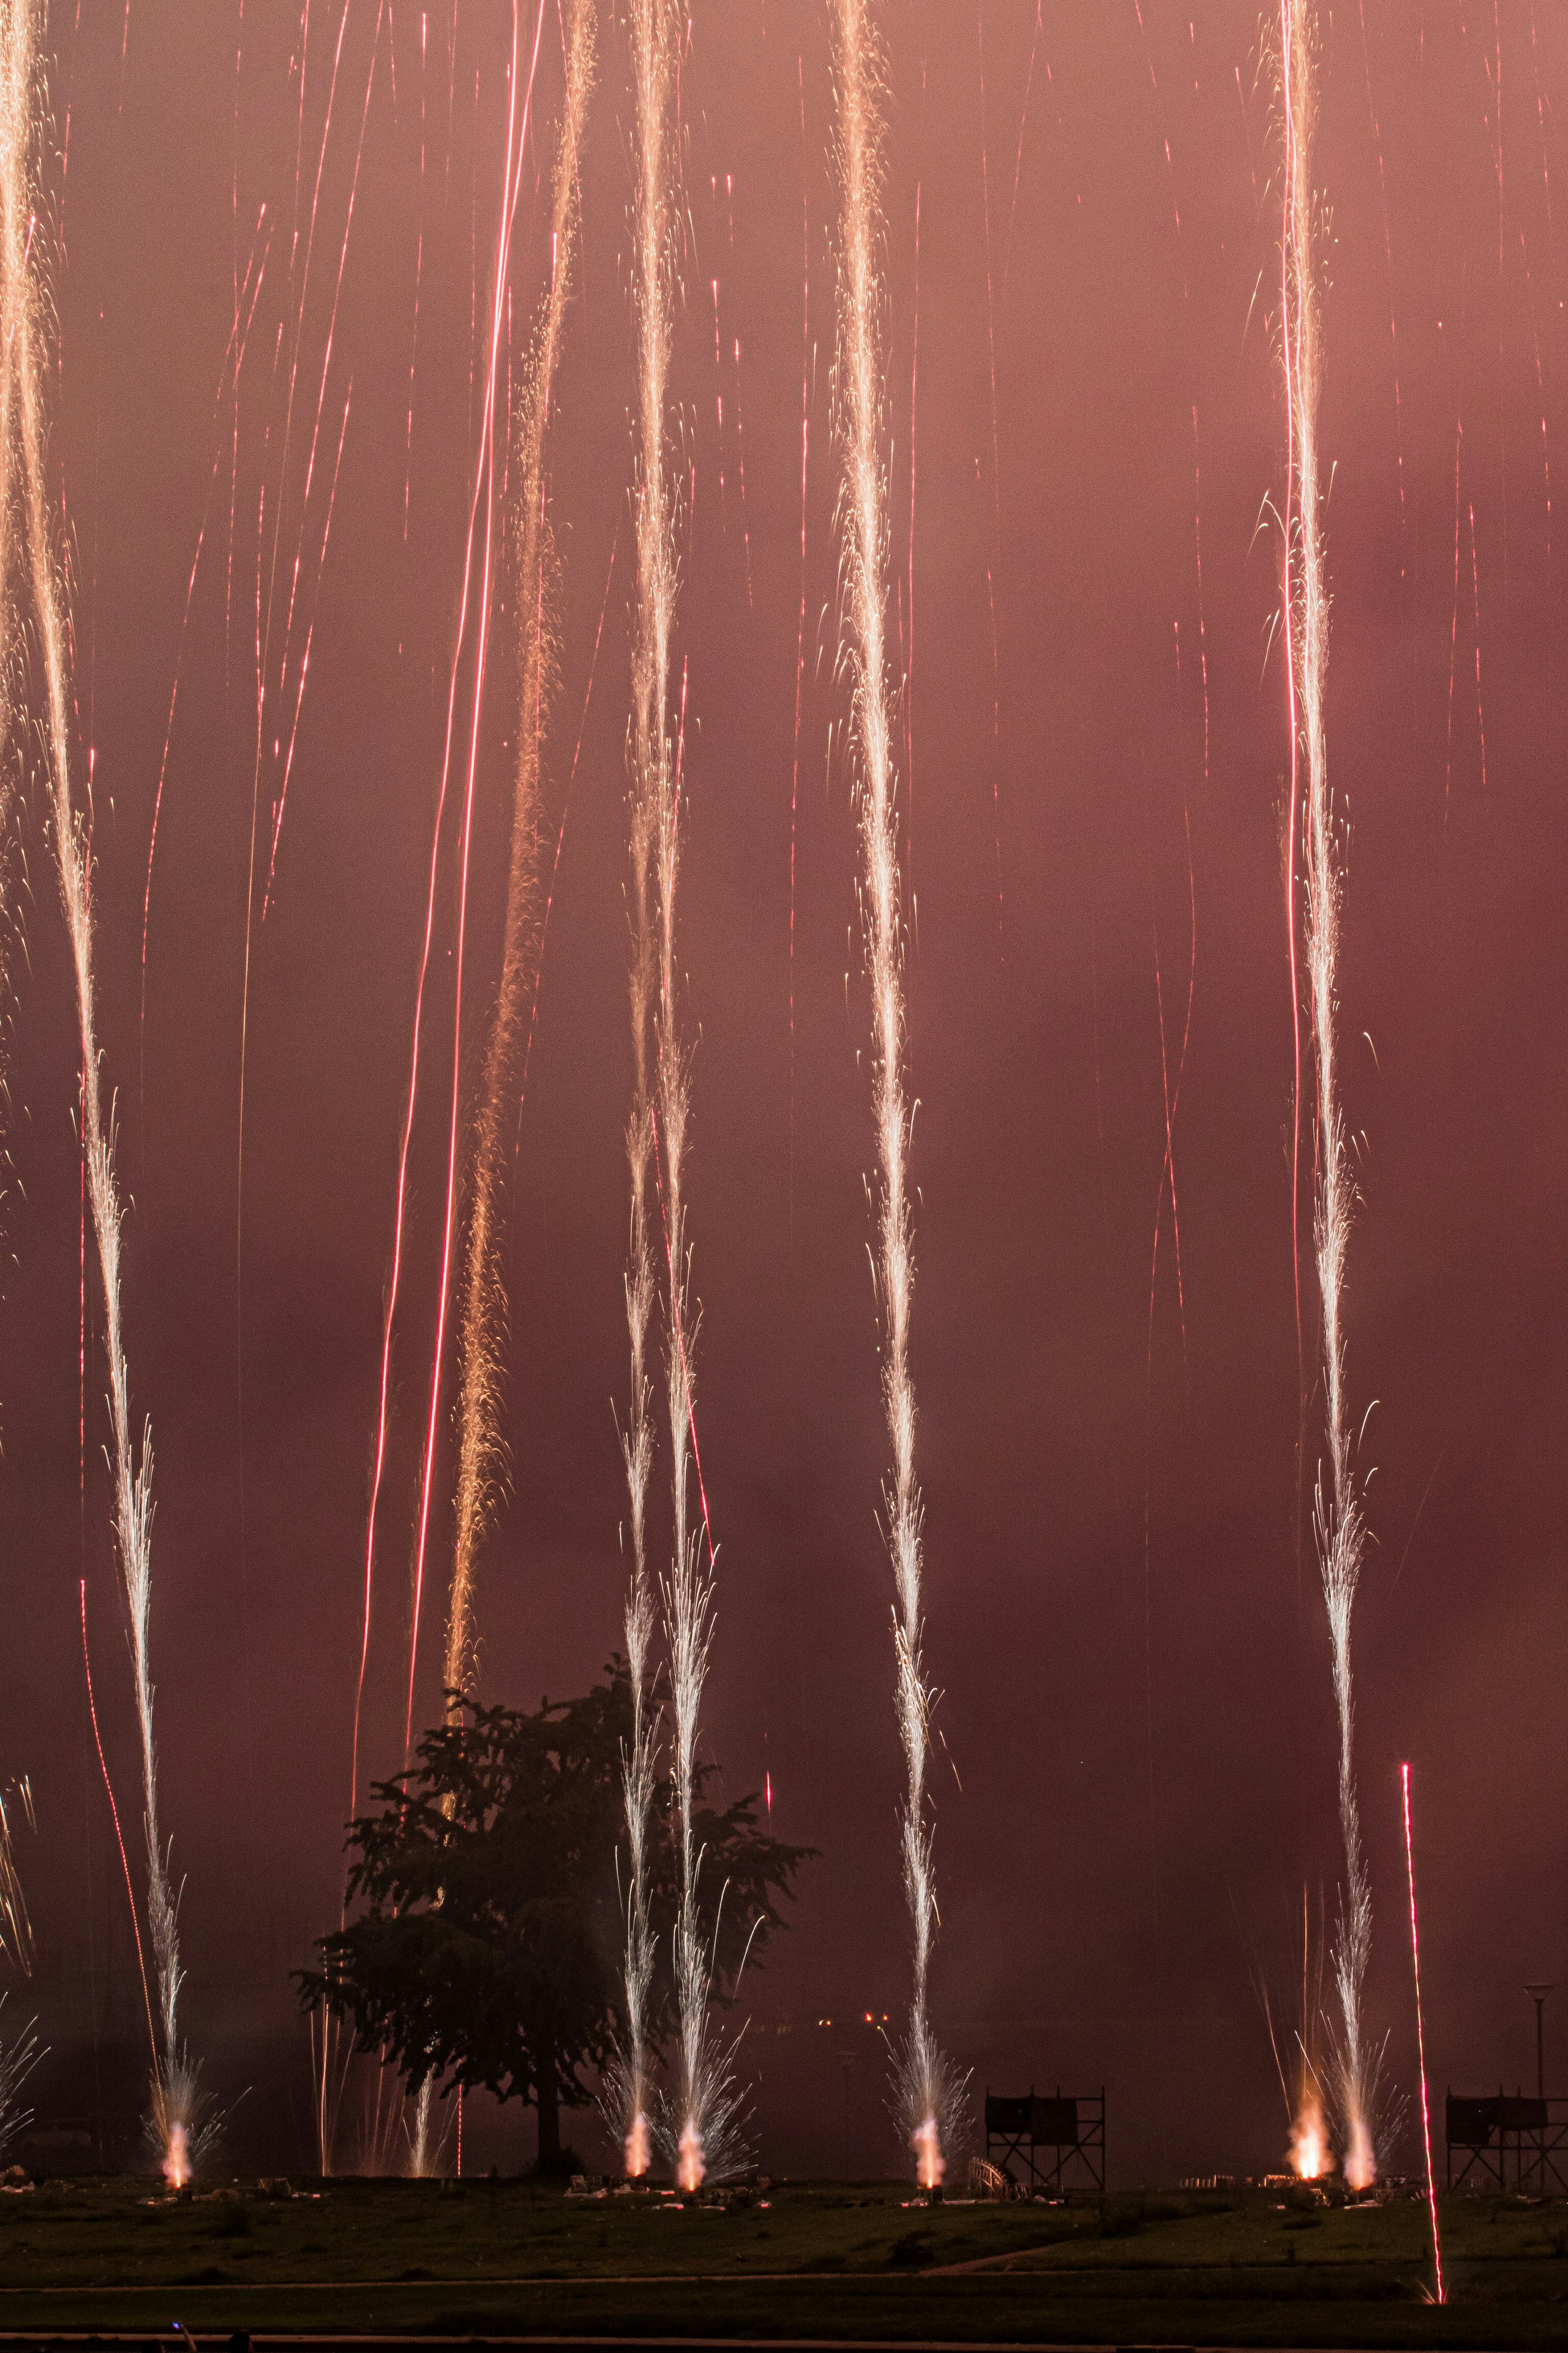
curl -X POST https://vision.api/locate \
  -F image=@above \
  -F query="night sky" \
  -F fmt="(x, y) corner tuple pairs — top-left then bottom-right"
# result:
(0, 0), (1563, 2180)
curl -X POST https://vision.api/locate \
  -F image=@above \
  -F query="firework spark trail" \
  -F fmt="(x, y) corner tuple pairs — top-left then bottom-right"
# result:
(140, 213), (271, 1055)
(1446, 419), (1462, 809)
(401, 8), (427, 543)
(445, 0), (595, 1717)
(1468, 502), (1487, 794)
(260, 9), (385, 917)
(788, 55), (808, 1222)
(1279, 0), (1374, 2192)
(1401, 1765), (1444, 2302)
(611, 0), (675, 2189)
(403, 0), (547, 1763)
(625, 0), (731, 2195)
(0, 0), (191, 2176)
(80, 1581), (157, 2072)
(831, 0), (960, 2188)
(0, 1777), (32, 1978)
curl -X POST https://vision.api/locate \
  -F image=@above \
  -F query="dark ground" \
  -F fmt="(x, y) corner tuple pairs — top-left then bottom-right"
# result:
(0, 2176), (1558, 2346)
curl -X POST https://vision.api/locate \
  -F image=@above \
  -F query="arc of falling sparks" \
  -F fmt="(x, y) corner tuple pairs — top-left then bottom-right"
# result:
(831, 0), (958, 2189)
(444, 0), (596, 1718)
(1279, 0), (1374, 2192)
(0, 0), (193, 2184)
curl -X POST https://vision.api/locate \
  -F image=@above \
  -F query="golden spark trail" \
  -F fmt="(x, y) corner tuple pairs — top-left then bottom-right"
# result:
(831, 0), (958, 2187)
(1279, 0), (1374, 2191)
(0, 0), (192, 2181)
(445, 0), (595, 1715)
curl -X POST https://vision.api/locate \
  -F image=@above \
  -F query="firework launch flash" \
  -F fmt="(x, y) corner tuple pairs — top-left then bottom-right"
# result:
(0, 0), (194, 2178)
(1279, 0), (1375, 2191)
(832, 0), (962, 2182)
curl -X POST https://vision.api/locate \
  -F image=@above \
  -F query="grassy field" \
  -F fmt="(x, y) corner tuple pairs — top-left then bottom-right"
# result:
(0, 2175), (1561, 2343)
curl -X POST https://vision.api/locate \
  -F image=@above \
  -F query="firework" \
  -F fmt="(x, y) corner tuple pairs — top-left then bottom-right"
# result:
(608, 0), (681, 2187)
(831, 0), (963, 2183)
(445, 0), (596, 1719)
(0, 0), (192, 2180)
(621, 0), (734, 2192)
(0, 2000), (37, 2158)
(1401, 1765), (1444, 2302)
(1278, 0), (1374, 2190)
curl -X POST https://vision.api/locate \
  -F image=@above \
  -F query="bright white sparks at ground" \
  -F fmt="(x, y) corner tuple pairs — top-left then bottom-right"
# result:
(0, 0), (195, 2184)
(832, 0), (965, 2185)
(1278, 0), (1378, 2193)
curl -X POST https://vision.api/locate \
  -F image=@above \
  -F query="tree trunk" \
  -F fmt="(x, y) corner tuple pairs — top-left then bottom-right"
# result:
(537, 2063), (560, 2167)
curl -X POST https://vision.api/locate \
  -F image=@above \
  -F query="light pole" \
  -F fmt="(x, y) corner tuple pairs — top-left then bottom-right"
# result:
(1526, 1983), (1553, 2102)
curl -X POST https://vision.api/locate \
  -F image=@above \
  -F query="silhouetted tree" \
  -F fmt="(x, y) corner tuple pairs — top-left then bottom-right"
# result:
(296, 1661), (810, 2169)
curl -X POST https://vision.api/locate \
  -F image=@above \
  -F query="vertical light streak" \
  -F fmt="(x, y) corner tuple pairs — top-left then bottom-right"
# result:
(788, 53), (808, 1228)
(631, 0), (731, 2196)
(141, 212), (270, 1059)
(831, 0), (957, 2186)
(1280, 0), (1374, 2191)
(446, 0), (595, 1714)
(974, 5), (1002, 954)
(403, 0), (547, 1761)
(80, 1581), (158, 2078)
(0, 0), (191, 2177)
(615, 0), (683, 2186)
(1401, 1764), (1445, 2304)
(517, 522), (620, 1119)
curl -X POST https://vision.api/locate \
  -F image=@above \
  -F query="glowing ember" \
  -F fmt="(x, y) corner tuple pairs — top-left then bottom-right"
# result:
(1288, 2099), (1331, 2181)
(677, 2119), (705, 2193)
(162, 2120), (191, 2191)
(912, 2114), (944, 2191)
(624, 2110), (650, 2180)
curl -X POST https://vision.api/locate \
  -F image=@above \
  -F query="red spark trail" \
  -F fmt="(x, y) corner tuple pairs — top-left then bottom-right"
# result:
(262, 11), (385, 898)
(1401, 1764), (1445, 2304)
(242, 10), (385, 1771)
(80, 1580), (158, 2077)
(404, 0), (548, 1762)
